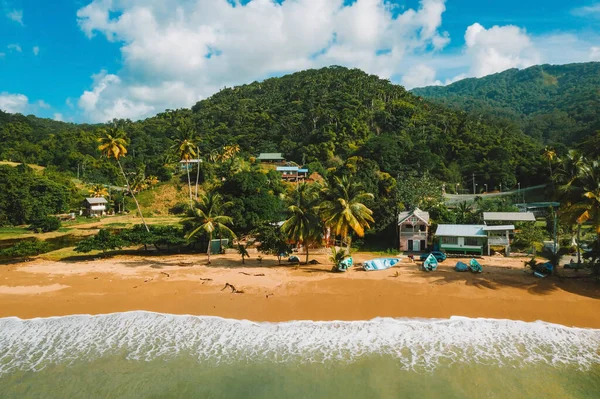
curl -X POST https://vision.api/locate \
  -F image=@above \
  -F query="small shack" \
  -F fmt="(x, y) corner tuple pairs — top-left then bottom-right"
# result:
(276, 166), (309, 183)
(397, 208), (430, 252)
(83, 197), (108, 216)
(257, 153), (285, 164)
(483, 212), (536, 255)
(435, 224), (486, 255)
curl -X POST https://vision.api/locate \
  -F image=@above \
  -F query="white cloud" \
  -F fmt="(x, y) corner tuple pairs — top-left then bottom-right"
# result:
(0, 92), (28, 113)
(6, 8), (23, 25)
(37, 100), (50, 109)
(401, 64), (442, 89)
(571, 3), (600, 18)
(591, 47), (600, 61)
(53, 113), (64, 121)
(66, 98), (74, 108)
(0, 52), (5, 58)
(463, 23), (540, 77)
(33, 46), (40, 56)
(7, 43), (22, 52)
(76, 0), (451, 122)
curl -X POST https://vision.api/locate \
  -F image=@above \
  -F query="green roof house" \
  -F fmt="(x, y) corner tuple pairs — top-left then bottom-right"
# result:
(257, 153), (285, 163)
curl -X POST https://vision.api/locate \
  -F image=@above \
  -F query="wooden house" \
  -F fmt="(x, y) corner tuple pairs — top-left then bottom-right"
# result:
(397, 208), (430, 252)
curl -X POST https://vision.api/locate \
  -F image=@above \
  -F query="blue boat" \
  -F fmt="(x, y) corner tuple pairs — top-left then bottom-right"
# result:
(455, 261), (469, 272)
(469, 258), (483, 273)
(336, 257), (353, 272)
(423, 254), (438, 272)
(362, 258), (401, 271)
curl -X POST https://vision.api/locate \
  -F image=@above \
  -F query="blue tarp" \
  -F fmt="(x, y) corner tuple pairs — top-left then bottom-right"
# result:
(469, 258), (483, 273)
(455, 261), (469, 272)
(423, 254), (438, 271)
(363, 258), (401, 271)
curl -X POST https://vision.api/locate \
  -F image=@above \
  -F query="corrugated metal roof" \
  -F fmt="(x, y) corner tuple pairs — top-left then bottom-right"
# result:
(483, 212), (536, 222)
(297, 169), (308, 173)
(276, 166), (299, 172)
(258, 153), (284, 160)
(85, 197), (108, 204)
(435, 224), (486, 237)
(398, 208), (430, 225)
(483, 225), (515, 231)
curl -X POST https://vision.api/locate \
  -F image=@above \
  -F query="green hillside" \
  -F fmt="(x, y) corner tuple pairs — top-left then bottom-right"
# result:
(2, 66), (545, 192)
(412, 62), (600, 150)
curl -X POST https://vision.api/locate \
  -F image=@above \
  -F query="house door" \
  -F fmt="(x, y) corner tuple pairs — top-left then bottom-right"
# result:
(420, 240), (426, 251)
(413, 240), (420, 252)
(408, 240), (413, 251)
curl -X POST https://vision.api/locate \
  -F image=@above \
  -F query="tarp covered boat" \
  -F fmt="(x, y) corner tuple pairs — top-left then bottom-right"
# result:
(455, 261), (469, 272)
(336, 257), (353, 272)
(534, 262), (553, 278)
(469, 258), (483, 273)
(423, 254), (438, 272)
(362, 258), (401, 271)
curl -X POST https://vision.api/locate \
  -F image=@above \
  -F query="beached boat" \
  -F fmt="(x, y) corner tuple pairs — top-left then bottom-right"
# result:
(335, 257), (353, 272)
(423, 254), (438, 271)
(362, 258), (401, 271)
(469, 258), (483, 273)
(455, 261), (469, 272)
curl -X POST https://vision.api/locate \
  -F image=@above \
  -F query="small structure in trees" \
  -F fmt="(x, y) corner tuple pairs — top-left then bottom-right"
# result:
(257, 153), (285, 164)
(82, 197), (108, 217)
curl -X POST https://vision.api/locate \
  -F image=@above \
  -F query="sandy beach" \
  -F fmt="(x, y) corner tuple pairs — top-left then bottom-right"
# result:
(1, 253), (599, 328)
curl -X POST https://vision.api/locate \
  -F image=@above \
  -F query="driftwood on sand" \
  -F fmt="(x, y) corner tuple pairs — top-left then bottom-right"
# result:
(221, 283), (244, 294)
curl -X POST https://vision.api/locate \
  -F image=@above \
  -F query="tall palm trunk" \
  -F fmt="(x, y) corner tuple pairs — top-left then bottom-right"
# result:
(116, 159), (149, 232)
(195, 147), (200, 200)
(207, 231), (212, 264)
(186, 160), (193, 208)
(305, 241), (309, 264)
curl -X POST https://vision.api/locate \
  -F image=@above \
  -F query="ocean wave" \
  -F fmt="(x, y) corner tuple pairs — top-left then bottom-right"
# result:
(1, 312), (599, 375)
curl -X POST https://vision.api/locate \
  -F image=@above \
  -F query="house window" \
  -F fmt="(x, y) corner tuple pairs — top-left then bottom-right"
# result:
(442, 236), (458, 245)
(419, 224), (426, 232)
(464, 237), (480, 246)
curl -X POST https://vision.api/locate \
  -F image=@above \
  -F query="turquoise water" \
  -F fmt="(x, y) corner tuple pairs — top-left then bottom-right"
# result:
(1, 312), (599, 398)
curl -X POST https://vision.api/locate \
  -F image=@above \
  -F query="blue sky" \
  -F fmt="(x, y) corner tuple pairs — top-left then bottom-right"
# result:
(0, 0), (598, 123)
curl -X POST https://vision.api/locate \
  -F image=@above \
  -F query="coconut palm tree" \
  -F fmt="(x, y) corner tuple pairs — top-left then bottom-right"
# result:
(184, 192), (235, 264)
(556, 153), (600, 272)
(320, 176), (374, 252)
(98, 125), (149, 232)
(89, 184), (108, 198)
(172, 130), (197, 208)
(281, 183), (323, 264)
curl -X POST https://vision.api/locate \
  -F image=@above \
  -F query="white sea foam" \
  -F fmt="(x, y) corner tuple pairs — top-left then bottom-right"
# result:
(1, 312), (599, 375)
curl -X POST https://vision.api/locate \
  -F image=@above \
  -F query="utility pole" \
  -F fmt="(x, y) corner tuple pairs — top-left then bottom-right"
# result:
(472, 173), (476, 194)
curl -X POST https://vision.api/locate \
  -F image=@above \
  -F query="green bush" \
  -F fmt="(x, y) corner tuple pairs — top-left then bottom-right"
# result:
(74, 229), (127, 254)
(0, 239), (50, 258)
(28, 215), (61, 233)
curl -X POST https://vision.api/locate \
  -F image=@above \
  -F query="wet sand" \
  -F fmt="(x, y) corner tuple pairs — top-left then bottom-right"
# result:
(1, 253), (599, 328)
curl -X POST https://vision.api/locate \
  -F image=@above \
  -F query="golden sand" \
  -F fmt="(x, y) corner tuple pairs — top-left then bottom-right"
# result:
(1, 253), (599, 327)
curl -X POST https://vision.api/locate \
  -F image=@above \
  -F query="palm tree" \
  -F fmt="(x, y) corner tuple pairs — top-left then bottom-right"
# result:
(184, 192), (235, 264)
(456, 201), (474, 224)
(98, 125), (149, 232)
(320, 176), (374, 252)
(89, 184), (108, 198)
(329, 246), (351, 272)
(557, 154), (600, 272)
(281, 183), (323, 264)
(171, 123), (198, 207)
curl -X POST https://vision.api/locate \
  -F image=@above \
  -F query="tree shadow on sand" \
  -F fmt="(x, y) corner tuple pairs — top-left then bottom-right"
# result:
(414, 264), (600, 299)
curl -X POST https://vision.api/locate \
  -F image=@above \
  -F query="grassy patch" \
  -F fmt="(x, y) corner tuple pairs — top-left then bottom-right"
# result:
(0, 227), (30, 239)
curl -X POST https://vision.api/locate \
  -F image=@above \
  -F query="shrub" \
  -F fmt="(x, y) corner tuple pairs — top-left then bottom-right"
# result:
(28, 215), (61, 233)
(0, 239), (50, 258)
(74, 229), (127, 254)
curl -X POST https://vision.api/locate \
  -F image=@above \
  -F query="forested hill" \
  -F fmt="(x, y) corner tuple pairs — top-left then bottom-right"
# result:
(412, 62), (600, 149)
(2, 66), (545, 188)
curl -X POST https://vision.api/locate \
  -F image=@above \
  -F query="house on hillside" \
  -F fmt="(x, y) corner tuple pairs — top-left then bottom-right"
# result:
(83, 197), (108, 217)
(276, 166), (309, 183)
(398, 208), (430, 252)
(435, 225), (487, 255)
(257, 153), (285, 164)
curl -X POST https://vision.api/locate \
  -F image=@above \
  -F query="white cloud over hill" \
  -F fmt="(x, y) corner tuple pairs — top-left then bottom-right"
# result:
(75, 0), (600, 122)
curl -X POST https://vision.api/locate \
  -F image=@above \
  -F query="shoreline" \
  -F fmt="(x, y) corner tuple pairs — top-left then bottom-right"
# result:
(1, 253), (599, 328)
